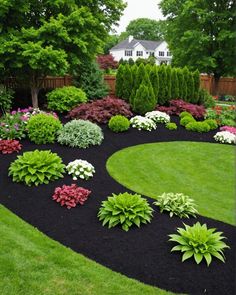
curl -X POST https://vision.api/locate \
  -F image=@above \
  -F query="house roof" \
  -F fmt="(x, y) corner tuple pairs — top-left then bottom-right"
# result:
(110, 37), (163, 51)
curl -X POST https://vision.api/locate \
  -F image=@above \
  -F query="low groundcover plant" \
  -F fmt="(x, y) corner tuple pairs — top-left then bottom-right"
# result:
(66, 159), (95, 180)
(52, 184), (91, 209)
(169, 222), (229, 266)
(98, 192), (153, 231)
(130, 116), (156, 131)
(153, 192), (198, 218)
(8, 150), (65, 186)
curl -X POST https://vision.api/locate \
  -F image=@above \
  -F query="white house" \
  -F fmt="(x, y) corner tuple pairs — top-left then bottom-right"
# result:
(110, 36), (172, 65)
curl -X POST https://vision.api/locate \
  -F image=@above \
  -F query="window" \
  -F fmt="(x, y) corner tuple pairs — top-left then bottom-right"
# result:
(125, 50), (132, 56)
(136, 51), (143, 56)
(167, 51), (171, 56)
(159, 51), (164, 56)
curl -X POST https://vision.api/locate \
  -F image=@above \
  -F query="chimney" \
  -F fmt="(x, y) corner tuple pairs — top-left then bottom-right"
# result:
(128, 35), (133, 43)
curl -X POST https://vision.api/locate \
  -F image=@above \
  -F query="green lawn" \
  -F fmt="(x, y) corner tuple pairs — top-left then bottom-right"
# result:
(0, 205), (174, 295)
(107, 141), (235, 225)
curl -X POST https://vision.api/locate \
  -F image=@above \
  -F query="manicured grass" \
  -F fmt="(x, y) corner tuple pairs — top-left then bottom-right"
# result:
(107, 141), (235, 225)
(216, 101), (235, 106)
(0, 205), (174, 295)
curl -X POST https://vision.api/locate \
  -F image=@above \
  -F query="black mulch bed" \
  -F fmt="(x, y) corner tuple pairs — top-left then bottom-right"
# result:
(0, 116), (235, 295)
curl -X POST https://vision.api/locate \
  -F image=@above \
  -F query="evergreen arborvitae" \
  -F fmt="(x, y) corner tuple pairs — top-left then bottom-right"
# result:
(145, 64), (152, 75)
(183, 66), (191, 101)
(166, 65), (172, 103)
(188, 73), (195, 103)
(177, 68), (184, 99)
(128, 58), (134, 65)
(158, 65), (167, 105)
(122, 64), (133, 101)
(115, 64), (125, 98)
(192, 69), (200, 103)
(149, 65), (159, 104)
(130, 63), (146, 104)
(133, 82), (156, 115)
(171, 68), (179, 99)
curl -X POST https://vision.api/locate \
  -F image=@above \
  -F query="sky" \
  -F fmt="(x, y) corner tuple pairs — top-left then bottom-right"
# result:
(114, 0), (164, 34)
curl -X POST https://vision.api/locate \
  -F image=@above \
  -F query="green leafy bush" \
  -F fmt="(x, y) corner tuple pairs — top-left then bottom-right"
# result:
(165, 122), (177, 130)
(8, 150), (65, 186)
(27, 114), (62, 144)
(0, 85), (14, 112)
(180, 116), (196, 126)
(47, 86), (87, 113)
(198, 88), (216, 108)
(108, 115), (130, 132)
(179, 111), (193, 119)
(98, 192), (153, 231)
(204, 119), (218, 130)
(153, 192), (198, 218)
(169, 222), (229, 266)
(186, 121), (211, 132)
(57, 119), (104, 148)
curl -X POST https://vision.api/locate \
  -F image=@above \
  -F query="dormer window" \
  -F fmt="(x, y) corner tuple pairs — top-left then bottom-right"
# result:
(125, 50), (132, 56)
(159, 51), (164, 56)
(136, 51), (143, 56)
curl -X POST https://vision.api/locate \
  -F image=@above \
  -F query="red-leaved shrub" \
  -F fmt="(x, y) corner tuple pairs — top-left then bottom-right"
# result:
(0, 139), (22, 154)
(52, 184), (91, 209)
(97, 54), (118, 71)
(67, 96), (133, 123)
(156, 99), (205, 118)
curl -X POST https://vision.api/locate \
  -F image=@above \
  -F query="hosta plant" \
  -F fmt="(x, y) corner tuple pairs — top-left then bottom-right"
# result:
(169, 222), (229, 266)
(130, 116), (156, 131)
(98, 192), (153, 232)
(145, 111), (170, 124)
(153, 193), (198, 218)
(66, 159), (95, 180)
(8, 150), (65, 186)
(214, 131), (236, 144)
(52, 184), (91, 209)
(0, 139), (22, 154)
(57, 119), (104, 148)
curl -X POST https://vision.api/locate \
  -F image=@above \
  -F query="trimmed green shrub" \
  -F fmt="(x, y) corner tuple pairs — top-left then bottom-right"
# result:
(204, 119), (218, 130)
(57, 119), (104, 148)
(179, 111), (193, 119)
(186, 121), (211, 132)
(169, 222), (229, 266)
(108, 115), (130, 133)
(0, 85), (14, 112)
(47, 86), (87, 113)
(153, 192), (198, 218)
(115, 64), (125, 98)
(98, 192), (153, 231)
(180, 116), (196, 127)
(132, 83), (156, 115)
(27, 114), (62, 144)
(198, 88), (216, 108)
(8, 150), (65, 186)
(166, 122), (177, 130)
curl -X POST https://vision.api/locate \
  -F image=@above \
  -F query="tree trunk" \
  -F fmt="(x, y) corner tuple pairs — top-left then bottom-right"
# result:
(31, 87), (39, 108)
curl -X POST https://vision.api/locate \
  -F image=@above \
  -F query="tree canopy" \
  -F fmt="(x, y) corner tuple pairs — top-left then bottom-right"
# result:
(0, 0), (126, 107)
(159, 0), (236, 79)
(119, 18), (164, 41)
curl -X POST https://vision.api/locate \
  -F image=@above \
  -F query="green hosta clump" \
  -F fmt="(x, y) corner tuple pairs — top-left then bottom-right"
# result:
(98, 192), (153, 232)
(169, 222), (229, 266)
(8, 150), (65, 186)
(108, 115), (130, 133)
(153, 192), (198, 218)
(57, 119), (104, 148)
(27, 113), (62, 144)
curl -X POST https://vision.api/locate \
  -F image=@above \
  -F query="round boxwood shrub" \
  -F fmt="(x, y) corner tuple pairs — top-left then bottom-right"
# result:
(8, 150), (65, 186)
(108, 115), (130, 132)
(186, 121), (211, 132)
(98, 192), (153, 231)
(27, 113), (62, 144)
(166, 122), (177, 130)
(179, 111), (193, 119)
(57, 119), (104, 148)
(204, 119), (218, 130)
(47, 86), (87, 113)
(180, 116), (196, 127)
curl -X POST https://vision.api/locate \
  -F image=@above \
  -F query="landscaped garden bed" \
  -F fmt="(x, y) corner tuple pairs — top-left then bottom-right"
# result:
(0, 114), (235, 295)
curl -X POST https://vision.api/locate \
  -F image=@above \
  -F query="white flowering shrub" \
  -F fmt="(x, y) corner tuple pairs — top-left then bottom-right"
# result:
(130, 116), (156, 131)
(145, 111), (170, 124)
(66, 159), (95, 180)
(214, 131), (236, 144)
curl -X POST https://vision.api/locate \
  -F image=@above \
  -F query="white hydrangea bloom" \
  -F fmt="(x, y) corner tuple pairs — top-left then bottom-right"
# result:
(66, 159), (95, 180)
(214, 131), (236, 144)
(130, 116), (157, 131)
(145, 111), (170, 124)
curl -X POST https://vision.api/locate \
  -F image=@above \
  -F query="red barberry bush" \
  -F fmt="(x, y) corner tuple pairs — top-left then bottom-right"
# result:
(52, 184), (91, 209)
(0, 139), (22, 154)
(67, 96), (133, 123)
